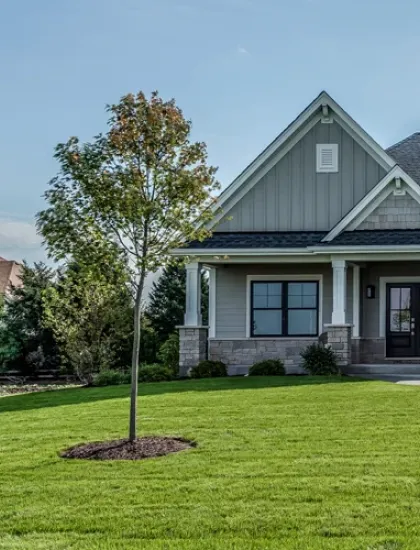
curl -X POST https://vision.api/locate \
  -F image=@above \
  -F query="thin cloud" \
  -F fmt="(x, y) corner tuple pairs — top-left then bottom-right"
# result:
(0, 217), (45, 263)
(237, 46), (249, 55)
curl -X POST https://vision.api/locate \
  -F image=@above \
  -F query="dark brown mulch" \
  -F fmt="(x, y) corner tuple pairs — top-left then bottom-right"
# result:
(61, 437), (196, 461)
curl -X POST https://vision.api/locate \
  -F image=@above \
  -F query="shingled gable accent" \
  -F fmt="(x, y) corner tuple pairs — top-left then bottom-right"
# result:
(322, 165), (420, 242)
(208, 91), (397, 228)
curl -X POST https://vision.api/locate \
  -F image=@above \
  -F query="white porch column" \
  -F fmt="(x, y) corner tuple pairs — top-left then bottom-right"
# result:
(331, 259), (347, 325)
(184, 262), (202, 326)
(352, 264), (361, 338)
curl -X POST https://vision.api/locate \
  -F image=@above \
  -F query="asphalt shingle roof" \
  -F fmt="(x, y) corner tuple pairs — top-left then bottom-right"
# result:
(387, 132), (420, 183)
(186, 232), (327, 249)
(329, 229), (420, 246)
(185, 229), (420, 250)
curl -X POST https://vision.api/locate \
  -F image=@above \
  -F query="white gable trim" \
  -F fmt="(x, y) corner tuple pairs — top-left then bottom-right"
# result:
(209, 91), (396, 228)
(322, 166), (420, 242)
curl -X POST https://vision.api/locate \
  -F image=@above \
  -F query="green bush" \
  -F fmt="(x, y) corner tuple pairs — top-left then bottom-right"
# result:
(157, 333), (179, 373)
(249, 359), (285, 376)
(92, 370), (130, 386)
(138, 364), (174, 383)
(190, 360), (227, 379)
(300, 343), (340, 375)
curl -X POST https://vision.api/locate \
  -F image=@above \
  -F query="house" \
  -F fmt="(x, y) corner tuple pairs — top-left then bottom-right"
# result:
(173, 91), (420, 375)
(0, 257), (22, 295)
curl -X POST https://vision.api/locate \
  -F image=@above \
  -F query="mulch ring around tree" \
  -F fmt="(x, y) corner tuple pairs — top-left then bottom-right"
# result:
(61, 437), (196, 461)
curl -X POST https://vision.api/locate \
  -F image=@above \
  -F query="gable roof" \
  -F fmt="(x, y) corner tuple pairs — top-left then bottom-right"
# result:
(209, 91), (397, 227)
(322, 165), (420, 242)
(387, 132), (420, 183)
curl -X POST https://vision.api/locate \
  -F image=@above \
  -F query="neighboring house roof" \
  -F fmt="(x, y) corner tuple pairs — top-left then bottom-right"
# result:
(0, 259), (22, 294)
(187, 232), (327, 249)
(387, 132), (420, 183)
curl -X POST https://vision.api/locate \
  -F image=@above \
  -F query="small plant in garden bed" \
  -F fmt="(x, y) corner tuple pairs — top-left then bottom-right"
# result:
(92, 370), (130, 387)
(93, 365), (174, 386)
(138, 364), (174, 383)
(190, 360), (227, 378)
(300, 343), (340, 375)
(248, 359), (285, 376)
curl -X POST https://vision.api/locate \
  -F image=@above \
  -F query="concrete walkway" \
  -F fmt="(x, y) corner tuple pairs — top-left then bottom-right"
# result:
(348, 374), (420, 384)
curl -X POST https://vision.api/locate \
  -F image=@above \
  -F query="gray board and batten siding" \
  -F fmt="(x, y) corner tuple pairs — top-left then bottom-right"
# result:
(216, 121), (386, 232)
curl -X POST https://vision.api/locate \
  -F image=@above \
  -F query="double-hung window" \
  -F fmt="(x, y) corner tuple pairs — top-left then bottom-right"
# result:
(251, 281), (319, 337)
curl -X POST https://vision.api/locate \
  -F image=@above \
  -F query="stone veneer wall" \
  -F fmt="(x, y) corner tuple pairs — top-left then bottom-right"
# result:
(358, 338), (385, 363)
(179, 327), (208, 376)
(325, 325), (352, 366)
(357, 193), (420, 230)
(209, 338), (318, 374)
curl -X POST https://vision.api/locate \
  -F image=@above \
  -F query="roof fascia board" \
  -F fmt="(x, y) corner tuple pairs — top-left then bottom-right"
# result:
(324, 165), (420, 242)
(215, 92), (326, 207)
(325, 94), (396, 170)
(322, 166), (401, 242)
(346, 187), (394, 231)
(210, 114), (321, 227)
(171, 248), (317, 256)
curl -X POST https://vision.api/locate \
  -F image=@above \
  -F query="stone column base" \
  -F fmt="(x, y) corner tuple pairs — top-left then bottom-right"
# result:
(324, 324), (352, 366)
(178, 326), (208, 377)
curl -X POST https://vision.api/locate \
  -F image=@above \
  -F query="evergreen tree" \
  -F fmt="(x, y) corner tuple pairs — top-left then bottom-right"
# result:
(0, 262), (60, 376)
(147, 264), (208, 345)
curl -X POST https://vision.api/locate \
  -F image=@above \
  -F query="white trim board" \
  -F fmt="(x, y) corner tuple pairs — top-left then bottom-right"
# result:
(379, 276), (420, 338)
(245, 274), (323, 338)
(323, 166), (420, 242)
(208, 267), (216, 338)
(207, 91), (396, 228)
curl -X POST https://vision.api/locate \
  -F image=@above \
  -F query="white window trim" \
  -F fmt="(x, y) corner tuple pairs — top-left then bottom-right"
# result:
(379, 276), (420, 338)
(245, 274), (323, 338)
(316, 144), (338, 173)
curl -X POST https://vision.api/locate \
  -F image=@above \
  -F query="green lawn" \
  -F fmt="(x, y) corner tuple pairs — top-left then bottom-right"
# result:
(1, 377), (420, 549)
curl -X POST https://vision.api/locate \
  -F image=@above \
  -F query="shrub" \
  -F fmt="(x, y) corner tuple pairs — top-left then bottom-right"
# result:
(248, 359), (285, 376)
(190, 360), (227, 379)
(300, 343), (340, 375)
(138, 364), (174, 383)
(92, 370), (130, 386)
(157, 333), (179, 374)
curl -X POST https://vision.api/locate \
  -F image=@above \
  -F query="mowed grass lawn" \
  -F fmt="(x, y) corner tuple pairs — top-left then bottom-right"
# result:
(1, 377), (420, 549)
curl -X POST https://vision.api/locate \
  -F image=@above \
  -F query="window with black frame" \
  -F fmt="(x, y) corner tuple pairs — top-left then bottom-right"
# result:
(251, 281), (319, 337)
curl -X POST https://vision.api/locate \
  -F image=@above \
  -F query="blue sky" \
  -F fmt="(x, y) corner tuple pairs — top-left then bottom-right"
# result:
(1, 0), (420, 263)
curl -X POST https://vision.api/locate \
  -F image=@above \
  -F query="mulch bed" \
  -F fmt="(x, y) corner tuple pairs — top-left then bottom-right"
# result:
(61, 437), (196, 461)
(0, 384), (79, 397)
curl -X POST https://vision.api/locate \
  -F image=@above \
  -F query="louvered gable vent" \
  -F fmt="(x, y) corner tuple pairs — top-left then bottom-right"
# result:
(316, 144), (338, 172)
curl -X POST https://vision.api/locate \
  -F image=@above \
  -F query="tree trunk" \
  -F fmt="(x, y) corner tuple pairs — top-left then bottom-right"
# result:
(129, 272), (146, 442)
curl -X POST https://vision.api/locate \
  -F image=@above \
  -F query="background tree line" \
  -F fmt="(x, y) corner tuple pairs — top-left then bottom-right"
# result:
(0, 261), (208, 382)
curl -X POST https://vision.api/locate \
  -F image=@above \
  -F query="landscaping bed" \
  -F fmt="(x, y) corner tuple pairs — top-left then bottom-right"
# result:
(62, 436), (195, 460)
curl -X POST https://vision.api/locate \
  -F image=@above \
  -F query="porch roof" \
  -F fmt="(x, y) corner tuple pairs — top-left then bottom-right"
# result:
(185, 229), (420, 250)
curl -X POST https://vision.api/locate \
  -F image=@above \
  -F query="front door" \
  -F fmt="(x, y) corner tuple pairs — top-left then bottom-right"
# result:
(386, 284), (420, 357)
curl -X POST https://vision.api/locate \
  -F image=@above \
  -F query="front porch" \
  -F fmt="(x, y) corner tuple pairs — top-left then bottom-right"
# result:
(179, 257), (420, 375)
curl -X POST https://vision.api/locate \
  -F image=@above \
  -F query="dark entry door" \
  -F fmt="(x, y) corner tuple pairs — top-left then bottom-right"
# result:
(386, 284), (420, 357)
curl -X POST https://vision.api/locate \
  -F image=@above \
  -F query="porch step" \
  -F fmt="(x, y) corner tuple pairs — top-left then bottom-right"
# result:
(344, 364), (420, 375)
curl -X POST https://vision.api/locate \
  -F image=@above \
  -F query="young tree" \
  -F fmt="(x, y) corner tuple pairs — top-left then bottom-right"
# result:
(147, 263), (208, 345)
(37, 91), (219, 441)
